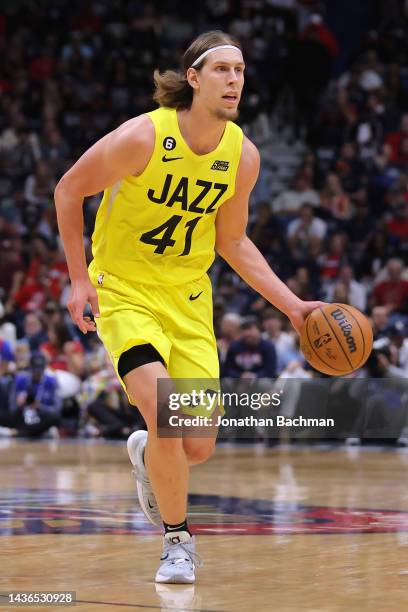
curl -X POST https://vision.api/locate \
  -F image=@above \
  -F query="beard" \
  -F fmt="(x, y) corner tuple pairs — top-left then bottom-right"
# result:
(212, 106), (239, 121)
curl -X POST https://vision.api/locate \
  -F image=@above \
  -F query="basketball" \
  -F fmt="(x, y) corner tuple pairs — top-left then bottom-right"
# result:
(300, 303), (373, 376)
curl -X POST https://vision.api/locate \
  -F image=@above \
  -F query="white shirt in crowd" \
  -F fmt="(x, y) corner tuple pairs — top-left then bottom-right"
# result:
(272, 189), (320, 214)
(325, 279), (367, 312)
(287, 217), (327, 240)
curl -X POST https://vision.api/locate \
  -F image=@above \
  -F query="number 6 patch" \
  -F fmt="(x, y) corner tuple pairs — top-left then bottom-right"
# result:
(163, 136), (176, 151)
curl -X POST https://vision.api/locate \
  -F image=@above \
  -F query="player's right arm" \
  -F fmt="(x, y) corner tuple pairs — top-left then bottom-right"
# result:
(54, 115), (155, 333)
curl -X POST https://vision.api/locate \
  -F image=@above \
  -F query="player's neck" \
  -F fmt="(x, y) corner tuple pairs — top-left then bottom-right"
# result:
(177, 107), (227, 156)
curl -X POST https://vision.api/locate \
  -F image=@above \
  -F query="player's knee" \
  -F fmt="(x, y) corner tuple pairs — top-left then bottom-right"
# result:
(127, 390), (157, 427)
(184, 441), (215, 465)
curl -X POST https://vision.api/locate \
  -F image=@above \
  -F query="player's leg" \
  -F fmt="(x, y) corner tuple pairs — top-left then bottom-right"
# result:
(88, 273), (180, 526)
(168, 275), (221, 468)
(125, 360), (201, 584)
(123, 359), (189, 526)
(183, 415), (218, 465)
(90, 269), (206, 582)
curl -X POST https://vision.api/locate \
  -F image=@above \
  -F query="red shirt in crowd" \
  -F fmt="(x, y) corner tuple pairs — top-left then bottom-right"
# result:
(319, 254), (342, 279)
(373, 280), (408, 310)
(40, 340), (84, 371)
(385, 132), (405, 163)
(13, 280), (48, 312)
(387, 218), (408, 240)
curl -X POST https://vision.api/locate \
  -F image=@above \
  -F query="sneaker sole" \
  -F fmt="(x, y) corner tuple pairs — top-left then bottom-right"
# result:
(155, 572), (195, 584)
(127, 431), (161, 527)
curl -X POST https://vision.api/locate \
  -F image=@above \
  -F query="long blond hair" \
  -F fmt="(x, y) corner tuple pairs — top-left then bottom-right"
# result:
(153, 30), (242, 109)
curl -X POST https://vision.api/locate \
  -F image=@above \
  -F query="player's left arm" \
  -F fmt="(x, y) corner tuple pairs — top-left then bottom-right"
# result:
(215, 137), (324, 333)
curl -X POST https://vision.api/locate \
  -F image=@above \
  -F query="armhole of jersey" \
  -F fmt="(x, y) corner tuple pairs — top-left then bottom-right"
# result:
(227, 126), (244, 202)
(132, 113), (158, 185)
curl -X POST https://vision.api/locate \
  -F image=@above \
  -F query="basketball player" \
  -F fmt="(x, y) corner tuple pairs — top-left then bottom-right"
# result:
(55, 31), (324, 583)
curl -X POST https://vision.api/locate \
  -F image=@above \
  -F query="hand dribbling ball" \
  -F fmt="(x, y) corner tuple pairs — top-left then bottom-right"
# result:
(300, 303), (373, 376)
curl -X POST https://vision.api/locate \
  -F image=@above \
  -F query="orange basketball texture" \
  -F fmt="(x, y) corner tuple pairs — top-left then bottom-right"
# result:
(300, 303), (373, 376)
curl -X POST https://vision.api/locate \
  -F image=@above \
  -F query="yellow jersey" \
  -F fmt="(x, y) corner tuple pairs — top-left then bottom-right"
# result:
(91, 106), (243, 285)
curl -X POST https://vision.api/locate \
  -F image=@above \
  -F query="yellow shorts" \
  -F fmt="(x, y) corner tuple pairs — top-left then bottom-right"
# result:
(88, 261), (220, 417)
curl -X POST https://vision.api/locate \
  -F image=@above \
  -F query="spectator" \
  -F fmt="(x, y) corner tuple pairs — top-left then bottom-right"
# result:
(387, 199), (408, 243)
(0, 301), (16, 349)
(287, 203), (327, 261)
(0, 335), (14, 376)
(40, 127), (70, 176)
(385, 113), (408, 164)
(24, 160), (56, 207)
(318, 232), (349, 283)
(271, 174), (320, 217)
(333, 142), (366, 193)
(223, 318), (277, 379)
(346, 191), (376, 256)
(11, 264), (53, 314)
(0, 120), (40, 181)
(371, 306), (392, 340)
(325, 265), (367, 312)
(388, 322), (408, 376)
(0, 367), (16, 436)
(40, 321), (84, 377)
(0, 238), (24, 298)
(14, 341), (30, 372)
(330, 281), (349, 304)
(22, 313), (48, 352)
(9, 352), (60, 438)
(319, 172), (352, 222)
(372, 258), (408, 314)
(261, 309), (298, 372)
(358, 230), (395, 279)
(397, 326), (408, 376)
(217, 313), (242, 366)
(290, 266), (318, 301)
(86, 385), (140, 440)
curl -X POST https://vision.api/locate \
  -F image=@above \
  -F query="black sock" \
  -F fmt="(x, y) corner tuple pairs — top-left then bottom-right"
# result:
(163, 519), (191, 536)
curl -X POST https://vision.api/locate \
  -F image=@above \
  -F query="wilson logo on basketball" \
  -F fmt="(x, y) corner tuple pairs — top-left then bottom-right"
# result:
(330, 308), (357, 353)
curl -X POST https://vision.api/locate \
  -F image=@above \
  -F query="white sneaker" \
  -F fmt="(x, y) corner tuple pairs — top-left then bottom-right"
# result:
(127, 430), (161, 526)
(155, 531), (202, 584)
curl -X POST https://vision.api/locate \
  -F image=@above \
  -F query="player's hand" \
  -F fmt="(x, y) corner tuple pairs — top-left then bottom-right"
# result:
(287, 300), (327, 335)
(67, 278), (100, 334)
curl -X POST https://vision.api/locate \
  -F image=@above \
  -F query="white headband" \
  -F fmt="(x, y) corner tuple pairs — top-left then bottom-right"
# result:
(191, 45), (242, 68)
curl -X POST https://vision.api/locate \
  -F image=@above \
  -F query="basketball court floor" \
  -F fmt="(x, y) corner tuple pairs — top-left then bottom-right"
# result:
(2, 439), (408, 611)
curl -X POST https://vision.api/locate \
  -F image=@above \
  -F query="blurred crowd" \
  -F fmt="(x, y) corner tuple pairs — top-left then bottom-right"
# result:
(0, 0), (407, 440)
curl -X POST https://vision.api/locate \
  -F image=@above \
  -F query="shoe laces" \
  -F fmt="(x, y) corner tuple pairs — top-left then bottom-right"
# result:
(165, 541), (203, 568)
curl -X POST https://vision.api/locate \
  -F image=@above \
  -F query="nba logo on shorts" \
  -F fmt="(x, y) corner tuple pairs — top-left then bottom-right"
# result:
(98, 273), (104, 285)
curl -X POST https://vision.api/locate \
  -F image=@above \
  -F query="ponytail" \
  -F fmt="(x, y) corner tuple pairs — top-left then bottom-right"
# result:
(152, 69), (193, 109)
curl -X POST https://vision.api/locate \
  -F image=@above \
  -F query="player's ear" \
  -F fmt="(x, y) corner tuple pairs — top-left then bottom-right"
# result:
(186, 67), (200, 90)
